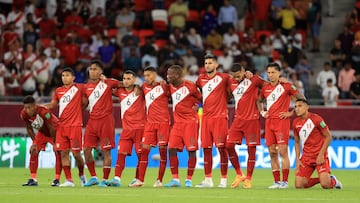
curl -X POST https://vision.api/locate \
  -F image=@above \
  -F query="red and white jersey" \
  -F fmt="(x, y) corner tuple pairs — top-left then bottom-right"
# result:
(293, 113), (329, 160)
(32, 59), (49, 82)
(196, 72), (230, 118)
(7, 11), (25, 35)
(260, 82), (298, 119)
(228, 75), (265, 120)
(142, 82), (170, 123)
(20, 105), (59, 137)
(170, 80), (202, 123)
(53, 83), (84, 127)
(116, 88), (146, 130)
(84, 78), (120, 119)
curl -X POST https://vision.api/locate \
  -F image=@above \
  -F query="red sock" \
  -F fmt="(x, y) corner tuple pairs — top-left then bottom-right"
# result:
(135, 153), (141, 179)
(103, 166), (111, 180)
(272, 170), (281, 182)
(219, 147), (228, 178)
(282, 168), (289, 182)
(55, 152), (62, 179)
(247, 146), (256, 180)
(30, 153), (38, 179)
(187, 156), (196, 180)
(227, 143), (242, 176)
(304, 177), (320, 188)
(138, 148), (150, 182)
(169, 154), (179, 179)
(77, 160), (84, 177)
(63, 165), (72, 181)
(86, 161), (97, 176)
(114, 153), (126, 178)
(157, 147), (167, 181)
(203, 148), (212, 177)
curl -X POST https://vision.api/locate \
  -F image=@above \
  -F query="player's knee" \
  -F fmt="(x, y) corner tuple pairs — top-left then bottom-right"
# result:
(225, 142), (235, 150)
(319, 179), (331, 189)
(168, 148), (177, 156)
(295, 177), (306, 189)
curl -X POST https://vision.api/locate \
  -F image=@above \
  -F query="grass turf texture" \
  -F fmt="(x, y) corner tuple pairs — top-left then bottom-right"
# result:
(0, 168), (358, 203)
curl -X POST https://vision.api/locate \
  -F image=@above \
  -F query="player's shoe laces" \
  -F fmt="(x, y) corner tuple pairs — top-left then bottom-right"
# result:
(83, 177), (99, 187)
(108, 178), (121, 187)
(153, 180), (163, 187)
(279, 181), (289, 189)
(59, 180), (75, 187)
(79, 175), (87, 187)
(231, 175), (246, 188)
(243, 179), (252, 189)
(184, 179), (192, 187)
(98, 180), (108, 187)
(218, 178), (227, 188)
(268, 181), (281, 189)
(330, 175), (343, 189)
(51, 179), (60, 187)
(128, 179), (144, 187)
(22, 179), (38, 186)
(195, 179), (214, 188)
(164, 179), (180, 187)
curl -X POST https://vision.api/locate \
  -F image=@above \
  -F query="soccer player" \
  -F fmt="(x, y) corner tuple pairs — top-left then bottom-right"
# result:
(83, 60), (121, 187)
(164, 65), (202, 187)
(46, 68), (86, 187)
(20, 95), (62, 186)
(257, 62), (305, 189)
(227, 63), (265, 189)
(293, 98), (342, 189)
(196, 53), (230, 188)
(131, 66), (170, 187)
(107, 70), (146, 187)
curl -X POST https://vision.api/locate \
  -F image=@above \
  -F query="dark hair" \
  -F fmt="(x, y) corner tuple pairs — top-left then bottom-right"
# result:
(324, 61), (331, 66)
(230, 63), (245, 72)
(327, 78), (333, 83)
(169, 65), (183, 75)
(23, 95), (35, 104)
(90, 59), (104, 70)
(204, 53), (217, 61)
(266, 62), (281, 71)
(296, 98), (309, 105)
(62, 67), (75, 75)
(123, 70), (136, 76)
(144, 66), (157, 72)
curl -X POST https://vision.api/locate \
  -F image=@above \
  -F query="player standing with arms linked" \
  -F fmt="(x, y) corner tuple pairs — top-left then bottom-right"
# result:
(227, 63), (265, 189)
(257, 62), (305, 189)
(293, 98), (342, 189)
(107, 70), (146, 187)
(196, 54), (230, 188)
(164, 65), (202, 187)
(82, 60), (121, 187)
(130, 66), (170, 187)
(21, 95), (62, 186)
(46, 68), (87, 187)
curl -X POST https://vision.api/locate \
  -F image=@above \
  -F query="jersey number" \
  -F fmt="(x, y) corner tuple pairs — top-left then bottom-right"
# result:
(62, 95), (71, 103)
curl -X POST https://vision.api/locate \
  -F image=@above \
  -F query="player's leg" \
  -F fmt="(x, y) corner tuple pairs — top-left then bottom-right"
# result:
(278, 144), (290, 188)
(275, 119), (291, 188)
(317, 158), (342, 189)
(186, 150), (197, 187)
(56, 127), (74, 187)
(83, 120), (99, 186)
(295, 162), (317, 189)
(183, 122), (198, 187)
(265, 119), (281, 189)
(69, 126), (85, 185)
(214, 118), (229, 188)
(134, 129), (144, 182)
(23, 144), (39, 186)
(156, 123), (170, 185)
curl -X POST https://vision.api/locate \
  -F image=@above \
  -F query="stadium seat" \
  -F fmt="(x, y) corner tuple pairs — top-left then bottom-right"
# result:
(255, 30), (272, 42)
(107, 29), (118, 38)
(187, 10), (200, 24)
(236, 31), (246, 43)
(153, 20), (168, 32)
(78, 28), (92, 42)
(138, 29), (155, 45)
(337, 100), (353, 106)
(134, 0), (153, 12)
(297, 30), (307, 48)
(151, 9), (168, 24)
(155, 39), (168, 49)
(40, 38), (51, 48)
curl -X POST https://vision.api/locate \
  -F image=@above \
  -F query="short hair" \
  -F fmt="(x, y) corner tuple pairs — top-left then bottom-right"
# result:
(230, 63), (245, 72)
(123, 70), (136, 76)
(296, 98), (309, 105)
(144, 66), (157, 72)
(168, 65), (183, 75)
(62, 67), (75, 75)
(23, 95), (35, 104)
(90, 59), (104, 70)
(266, 62), (281, 71)
(204, 53), (217, 61)
(327, 78), (333, 83)
(324, 61), (331, 66)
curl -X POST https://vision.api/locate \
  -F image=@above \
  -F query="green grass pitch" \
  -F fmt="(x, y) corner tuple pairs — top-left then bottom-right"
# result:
(0, 168), (359, 203)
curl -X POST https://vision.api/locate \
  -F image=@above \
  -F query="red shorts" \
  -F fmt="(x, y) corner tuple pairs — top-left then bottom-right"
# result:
(34, 131), (55, 151)
(265, 118), (290, 146)
(227, 119), (260, 146)
(118, 128), (144, 155)
(84, 114), (115, 150)
(201, 117), (228, 148)
(296, 156), (331, 178)
(169, 122), (199, 152)
(142, 122), (170, 146)
(55, 126), (82, 152)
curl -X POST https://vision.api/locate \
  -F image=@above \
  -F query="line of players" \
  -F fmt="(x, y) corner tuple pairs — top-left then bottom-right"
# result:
(20, 55), (342, 189)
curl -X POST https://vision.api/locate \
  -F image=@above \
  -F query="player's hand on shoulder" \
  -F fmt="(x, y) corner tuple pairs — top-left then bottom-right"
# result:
(159, 80), (167, 86)
(100, 74), (107, 82)
(134, 85), (142, 96)
(245, 70), (254, 79)
(279, 76), (289, 83)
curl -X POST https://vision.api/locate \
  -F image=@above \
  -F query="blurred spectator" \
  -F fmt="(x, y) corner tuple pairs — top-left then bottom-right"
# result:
(244, 27), (258, 51)
(24, 0), (35, 16)
(38, 13), (57, 38)
(46, 0), (57, 19)
(276, 0), (299, 36)
(54, 0), (71, 29)
(252, 0), (271, 30)
(22, 43), (37, 66)
(290, 72), (304, 95)
(169, 27), (186, 45)
(187, 27), (203, 51)
(252, 47), (269, 76)
(50, 58), (64, 89)
(338, 62), (356, 99)
(140, 37), (156, 57)
(121, 38), (140, 62)
(288, 27), (302, 50)
(7, 3), (25, 36)
(281, 39), (301, 68)
(205, 28), (222, 50)
(164, 43), (180, 64)
(98, 37), (116, 76)
(0, 10), (6, 35)
(201, 3), (218, 37)
(44, 39), (61, 58)
(232, 0), (248, 32)
(182, 48), (197, 68)
(60, 33), (80, 66)
(4, 41), (23, 74)
(138, 10), (153, 30)
(78, 45), (93, 65)
(338, 25), (354, 55)
(142, 49), (158, 68)
(327, 0), (334, 17)
(47, 48), (60, 76)
(316, 62), (336, 91)
(329, 39), (346, 68)
(308, 0), (322, 52)
(64, 8), (84, 32)
(2, 22), (20, 52)
(115, 5), (135, 45)
(87, 7), (108, 35)
(228, 41), (241, 57)
(32, 53), (50, 96)
(74, 62), (87, 83)
(260, 36), (274, 60)
(270, 0), (286, 30)
(20, 60), (36, 96)
(350, 72), (360, 100)
(351, 43), (360, 72)
(168, 0), (189, 30)
(76, 0), (91, 24)
(25, 13), (37, 29)
(280, 60), (295, 81)
(184, 64), (199, 83)
(270, 28), (287, 51)
(0, 59), (6, 96)
(124, 47), (141, 74)
(91, 0), (106, 16)
(23, 23), (38, 50)
(294, 55), (312, 98)
(322, 78), (339, 107)
(90, 31), (103, 57)
(217, 47), (233, 72)
(223, 27), (239, 49)
(217, 0), (237, 34)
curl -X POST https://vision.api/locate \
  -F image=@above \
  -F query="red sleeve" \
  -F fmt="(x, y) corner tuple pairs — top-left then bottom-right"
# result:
(52, 88), (59, 103)
(195, 75), (201, 88)
(254, 75), (265, 88)
(284, 82), (299, 96)
(107, 78), (121, 88)
(20, 110), (27, 123)
(314, 114), (329, 133)
(190, 82), (202, 102)
(259, 85), (265, 99)
(292, 119), (299, 138)
(163, 84), (170, 97)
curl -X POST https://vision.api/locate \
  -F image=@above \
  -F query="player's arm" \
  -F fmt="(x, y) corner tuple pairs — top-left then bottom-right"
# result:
(293, 128), (303, 170)
(280, 89), (306, 119)
(317, 127), (332, 166)
(256, 92), (268, 118)
(44, 99), (58, 109)
(45, 121), (57, 142)
(25, 121), (36, 142)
